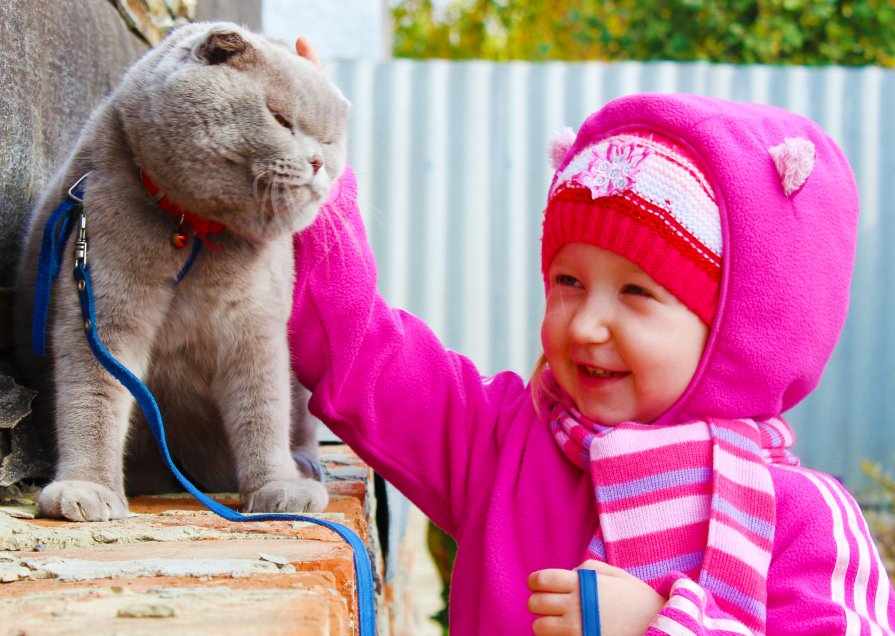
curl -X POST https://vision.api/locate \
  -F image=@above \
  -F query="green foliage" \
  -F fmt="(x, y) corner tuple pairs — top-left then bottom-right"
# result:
(391, 0), (895, 66)
(426, 520), (456, 634)
(862, 459), (895, 578)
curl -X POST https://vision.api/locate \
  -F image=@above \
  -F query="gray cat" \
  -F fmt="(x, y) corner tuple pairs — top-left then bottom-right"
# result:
(12, 22), (349, 521)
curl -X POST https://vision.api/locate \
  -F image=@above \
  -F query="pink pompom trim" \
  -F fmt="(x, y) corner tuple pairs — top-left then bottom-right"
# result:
(548, 127), (576, 170)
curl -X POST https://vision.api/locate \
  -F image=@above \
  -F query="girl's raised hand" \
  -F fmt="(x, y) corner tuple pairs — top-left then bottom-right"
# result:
(527, 560), (665, 635)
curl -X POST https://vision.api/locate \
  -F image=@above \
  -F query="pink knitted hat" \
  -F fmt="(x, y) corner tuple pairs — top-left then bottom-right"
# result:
(541, 130), (722, 325)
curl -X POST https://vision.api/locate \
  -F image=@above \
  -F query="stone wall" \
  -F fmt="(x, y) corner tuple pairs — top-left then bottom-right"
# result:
(197, 0), (261, 31)
(0, 1), (145, 290)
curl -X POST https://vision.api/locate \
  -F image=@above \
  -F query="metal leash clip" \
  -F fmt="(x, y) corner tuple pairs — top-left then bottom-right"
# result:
(67, 172), (91, 268)
(74, 214), (88, 268)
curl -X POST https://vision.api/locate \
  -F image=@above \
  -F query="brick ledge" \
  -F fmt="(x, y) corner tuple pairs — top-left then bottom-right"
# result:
(0, 445), (384, 635)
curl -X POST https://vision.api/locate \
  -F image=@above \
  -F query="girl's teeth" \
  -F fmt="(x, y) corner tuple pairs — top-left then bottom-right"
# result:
(585, 366), (619, 377)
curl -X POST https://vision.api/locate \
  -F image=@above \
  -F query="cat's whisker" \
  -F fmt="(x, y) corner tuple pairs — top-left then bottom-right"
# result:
(252, 171), (270, 201)
(267, 179), (277, 214)
(270, 180), (283, 220)
(259, 180), (273, 214)
(321, 201), (345, 265)
(280, 183), (299, 222)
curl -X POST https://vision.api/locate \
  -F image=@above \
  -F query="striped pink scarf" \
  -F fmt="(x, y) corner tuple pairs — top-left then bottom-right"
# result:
(548, 399), (799, 634)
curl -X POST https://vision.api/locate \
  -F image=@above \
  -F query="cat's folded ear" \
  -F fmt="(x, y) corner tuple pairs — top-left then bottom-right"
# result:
(194, 27), (255, 67)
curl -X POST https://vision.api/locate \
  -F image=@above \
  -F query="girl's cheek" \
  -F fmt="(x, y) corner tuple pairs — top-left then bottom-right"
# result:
(540, 314), (562, 356)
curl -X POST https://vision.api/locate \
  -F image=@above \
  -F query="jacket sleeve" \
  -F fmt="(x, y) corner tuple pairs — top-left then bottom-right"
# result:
(288, 167), (528, 537)
(641, 465), (895, 634)
(761, 466), (894, 633)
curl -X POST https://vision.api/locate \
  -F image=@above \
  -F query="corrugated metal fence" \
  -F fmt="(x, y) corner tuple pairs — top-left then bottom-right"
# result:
(326, 59), (895, 492)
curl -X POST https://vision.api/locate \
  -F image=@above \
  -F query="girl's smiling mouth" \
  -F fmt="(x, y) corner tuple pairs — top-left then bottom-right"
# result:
(577, 364), (629, 384)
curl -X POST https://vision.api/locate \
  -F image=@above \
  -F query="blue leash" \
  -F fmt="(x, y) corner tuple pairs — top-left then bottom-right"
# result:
(578, 569), (601, 636)
(33, 177), (377, 634)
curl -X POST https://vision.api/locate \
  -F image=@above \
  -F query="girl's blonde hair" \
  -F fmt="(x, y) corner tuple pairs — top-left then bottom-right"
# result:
(530, 353), (562, 418)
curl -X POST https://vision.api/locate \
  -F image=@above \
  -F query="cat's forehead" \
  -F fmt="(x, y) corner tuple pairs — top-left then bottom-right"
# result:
(129, 22), (349, 142)
(280, 65), (348, 113)
(179, 25), (347, 112)
(264, 57), (350, 129)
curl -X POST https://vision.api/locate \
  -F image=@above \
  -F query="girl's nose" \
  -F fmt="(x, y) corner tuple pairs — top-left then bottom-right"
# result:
(569, 299), (612, 344)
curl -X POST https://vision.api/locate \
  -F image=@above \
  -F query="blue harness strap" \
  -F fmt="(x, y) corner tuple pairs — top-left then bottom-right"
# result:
(35, 184), (377, 634)
(578, 568), (601, 636)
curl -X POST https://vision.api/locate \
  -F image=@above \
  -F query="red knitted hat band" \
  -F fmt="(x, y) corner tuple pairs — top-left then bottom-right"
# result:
(541, 131), (722, 325)
(542, 193), (720, 324)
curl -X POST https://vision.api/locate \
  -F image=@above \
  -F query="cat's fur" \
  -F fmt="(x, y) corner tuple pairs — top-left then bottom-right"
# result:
(13, 22), (349, 521)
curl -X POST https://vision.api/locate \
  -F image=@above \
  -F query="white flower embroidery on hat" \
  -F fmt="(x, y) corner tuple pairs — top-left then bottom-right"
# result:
(769, 137), (816, 197)
(571, 140), (652, 198)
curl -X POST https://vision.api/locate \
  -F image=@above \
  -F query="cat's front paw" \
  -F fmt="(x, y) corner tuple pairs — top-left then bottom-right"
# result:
(242, 478), (328, 514)
(38, 480), (129, 522)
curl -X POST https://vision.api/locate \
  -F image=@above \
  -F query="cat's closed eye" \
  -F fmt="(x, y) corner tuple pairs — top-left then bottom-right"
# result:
(268, 106), (292, 130)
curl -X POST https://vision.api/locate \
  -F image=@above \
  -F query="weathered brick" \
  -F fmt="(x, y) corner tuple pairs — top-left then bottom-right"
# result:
(0, 445), (377, 635)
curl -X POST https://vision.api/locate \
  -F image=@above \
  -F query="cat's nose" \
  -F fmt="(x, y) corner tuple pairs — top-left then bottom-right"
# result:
(308, 155), (323, 175)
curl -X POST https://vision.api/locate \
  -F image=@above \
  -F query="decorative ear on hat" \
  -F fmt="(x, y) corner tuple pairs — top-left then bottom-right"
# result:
(769, 137), (816, 197)
(548, 127), (577, 170)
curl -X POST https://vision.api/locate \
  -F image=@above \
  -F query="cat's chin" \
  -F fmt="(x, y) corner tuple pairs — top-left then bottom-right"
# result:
(226, 207), (323, 242)
(288, 206), (327, 234)
(266, 187), (330, 231)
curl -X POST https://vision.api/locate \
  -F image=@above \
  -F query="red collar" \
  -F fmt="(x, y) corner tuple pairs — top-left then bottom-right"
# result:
(140, 169), (226, 250)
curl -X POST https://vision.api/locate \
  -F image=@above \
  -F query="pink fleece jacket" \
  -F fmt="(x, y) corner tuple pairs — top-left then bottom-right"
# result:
(289, 94), (895, 634)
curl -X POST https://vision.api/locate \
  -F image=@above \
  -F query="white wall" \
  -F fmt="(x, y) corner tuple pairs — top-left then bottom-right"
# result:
(261, 0), (389, 61)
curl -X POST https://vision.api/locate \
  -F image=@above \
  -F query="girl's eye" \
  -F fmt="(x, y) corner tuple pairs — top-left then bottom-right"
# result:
(622, 284), (652, 298)
(554, 274), (581, 288)
(269, 108), (292, 130)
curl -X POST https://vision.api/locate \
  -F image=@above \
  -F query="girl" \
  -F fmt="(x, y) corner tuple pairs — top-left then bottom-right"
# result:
(288, 82), (895, 633)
